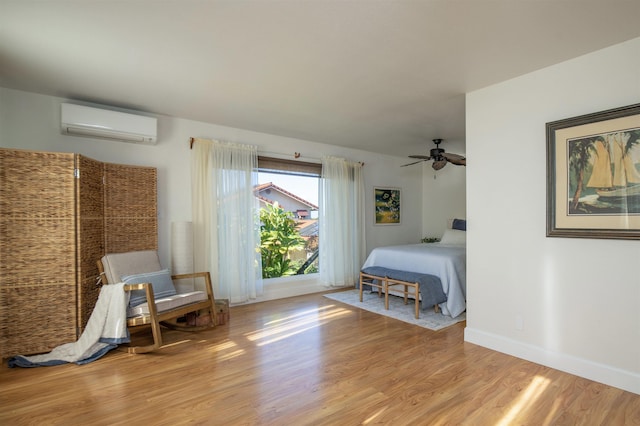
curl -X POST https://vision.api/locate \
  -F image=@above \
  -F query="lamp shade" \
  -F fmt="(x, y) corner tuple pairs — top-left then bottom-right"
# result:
(171, 221), (194, 292)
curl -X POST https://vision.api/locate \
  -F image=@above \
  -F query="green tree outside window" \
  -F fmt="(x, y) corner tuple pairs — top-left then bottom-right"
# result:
(259, 202), (306, 278)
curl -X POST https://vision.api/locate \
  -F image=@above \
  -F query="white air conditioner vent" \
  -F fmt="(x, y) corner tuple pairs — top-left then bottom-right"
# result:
(61, 103), (157, 144)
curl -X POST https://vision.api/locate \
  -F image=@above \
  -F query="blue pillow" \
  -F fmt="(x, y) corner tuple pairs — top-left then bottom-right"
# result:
(122, 269), (177, 307)
(452, 218), (466, 231)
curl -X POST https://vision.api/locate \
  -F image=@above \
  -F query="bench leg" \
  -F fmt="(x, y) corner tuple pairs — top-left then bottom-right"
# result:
(360, 273), (389, 308)
(414, 284), (420, 319)
(384, 278), (390, 310)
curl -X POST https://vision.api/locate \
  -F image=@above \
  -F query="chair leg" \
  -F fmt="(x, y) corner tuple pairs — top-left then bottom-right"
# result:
(127, 341), (161, 354)
(126, 318), (163, 354)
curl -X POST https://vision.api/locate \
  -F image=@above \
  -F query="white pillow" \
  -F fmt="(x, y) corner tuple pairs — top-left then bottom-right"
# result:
(440, 229), (466, 245)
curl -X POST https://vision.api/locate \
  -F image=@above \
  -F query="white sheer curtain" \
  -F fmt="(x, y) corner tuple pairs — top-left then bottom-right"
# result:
(319, 156), (366, 287)
(191, 138), (262, 303)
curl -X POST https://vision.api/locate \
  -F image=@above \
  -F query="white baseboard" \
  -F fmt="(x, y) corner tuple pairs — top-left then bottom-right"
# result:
(464, 327), (640, 395)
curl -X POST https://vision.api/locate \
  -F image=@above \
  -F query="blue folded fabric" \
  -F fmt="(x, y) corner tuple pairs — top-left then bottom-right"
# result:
(360, 266), (447, 309)
(8, 344), (116, 368)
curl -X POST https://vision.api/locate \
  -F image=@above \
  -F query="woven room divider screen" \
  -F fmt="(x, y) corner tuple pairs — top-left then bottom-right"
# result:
(0, 148), (157, 358)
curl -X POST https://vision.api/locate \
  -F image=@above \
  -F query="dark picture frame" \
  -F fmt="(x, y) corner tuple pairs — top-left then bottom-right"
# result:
(546, 103), (640, 239)
(374, 187), (401, 225)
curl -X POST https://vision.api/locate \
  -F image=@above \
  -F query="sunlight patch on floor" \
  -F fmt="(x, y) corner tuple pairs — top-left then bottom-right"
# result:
(497, 375), (551, 425)
(245, 305), (352, 346)
(208, 339), (246, 361)
(363, 405), (389, 424)
(211, 340), (239, 351)
(214, 349), (246, 361)
(542, 395), (563, 424)
(262, 304), (349, 326)
(254, 323), (330, 346)
(161, 339), (191, 348)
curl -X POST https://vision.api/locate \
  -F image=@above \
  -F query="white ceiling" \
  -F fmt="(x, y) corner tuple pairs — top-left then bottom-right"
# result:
(2, 1), (640, 158)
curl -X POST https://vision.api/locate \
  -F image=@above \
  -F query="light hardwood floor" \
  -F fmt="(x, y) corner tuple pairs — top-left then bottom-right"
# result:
(1, 291), (638, 425)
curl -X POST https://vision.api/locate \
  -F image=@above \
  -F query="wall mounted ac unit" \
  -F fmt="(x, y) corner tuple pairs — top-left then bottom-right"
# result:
(61, 103), (157, 144)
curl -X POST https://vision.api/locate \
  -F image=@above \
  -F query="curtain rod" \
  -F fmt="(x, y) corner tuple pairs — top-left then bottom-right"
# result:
(189, 138), (363, 165)
(189, 139), (319, 162)
(259, 150), (322, 163)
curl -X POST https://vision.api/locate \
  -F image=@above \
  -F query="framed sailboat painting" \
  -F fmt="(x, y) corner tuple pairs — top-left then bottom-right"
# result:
(547, 103), (640, 239)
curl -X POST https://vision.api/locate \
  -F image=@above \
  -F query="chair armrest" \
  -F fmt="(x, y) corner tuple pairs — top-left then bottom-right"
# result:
(122, 282), (158, 313)
(123, 282), (148, 292)
(171, 272), (215, 302)
(171, 272), (209, 280)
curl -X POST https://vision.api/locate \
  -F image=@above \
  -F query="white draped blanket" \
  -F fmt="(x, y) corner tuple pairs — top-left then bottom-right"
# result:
(8, 283), (130, 368)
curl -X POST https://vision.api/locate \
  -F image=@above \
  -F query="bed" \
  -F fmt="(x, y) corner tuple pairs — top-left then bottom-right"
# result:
(361, 227), (467, 318)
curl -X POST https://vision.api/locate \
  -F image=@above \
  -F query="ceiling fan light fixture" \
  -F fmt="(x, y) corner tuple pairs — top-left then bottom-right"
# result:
(432, 160), (447, 170)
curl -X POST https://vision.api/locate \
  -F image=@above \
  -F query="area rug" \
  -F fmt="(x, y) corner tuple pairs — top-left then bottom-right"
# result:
(324, 289), (466, 331)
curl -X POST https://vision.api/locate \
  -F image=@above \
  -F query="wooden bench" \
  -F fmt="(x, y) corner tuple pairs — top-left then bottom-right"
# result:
(359, 266), (446, 319)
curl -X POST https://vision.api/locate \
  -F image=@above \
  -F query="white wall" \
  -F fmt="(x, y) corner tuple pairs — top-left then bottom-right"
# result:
(0, 87), (423, 299)
(421, 160), (466, 238)
(465, 37), (640, 394)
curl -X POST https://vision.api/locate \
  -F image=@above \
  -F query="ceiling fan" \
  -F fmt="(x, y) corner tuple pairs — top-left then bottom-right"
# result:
(402, 139), (466, 170)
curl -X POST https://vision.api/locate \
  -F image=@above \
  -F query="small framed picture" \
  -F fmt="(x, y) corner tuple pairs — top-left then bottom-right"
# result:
(374, 187), (401, 225)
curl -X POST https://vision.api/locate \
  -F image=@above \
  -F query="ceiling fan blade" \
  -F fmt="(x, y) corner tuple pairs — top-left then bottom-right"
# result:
(443, 153), (466, 166)
(432, 159), (447, 170)
(401, 160), (426, 167)
(408, 155), (432, 160)
(442, 152), (465, 160)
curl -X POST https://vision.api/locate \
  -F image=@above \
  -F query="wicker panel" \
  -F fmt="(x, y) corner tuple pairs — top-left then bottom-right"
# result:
(105, 218), (158, 253)
(75, 155), (105, 330)
(0, 149), (77, 358)
(104, 163), (157, 217)
(0, 285), (76, 357)
(76, 155), (105, 218)
(76, 219), (104, 327)
(0, 149), (75, 218)
(104, 163), (157, 253)
(76, 218), (105, 278)
(0, 218), (76, 284)
(0, 150), (158, 357)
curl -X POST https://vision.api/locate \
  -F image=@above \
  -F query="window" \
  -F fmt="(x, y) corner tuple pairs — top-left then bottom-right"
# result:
(257, 157), (321, 278)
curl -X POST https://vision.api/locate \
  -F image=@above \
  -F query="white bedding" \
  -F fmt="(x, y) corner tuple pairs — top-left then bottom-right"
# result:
(361, 243), (466, 318)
